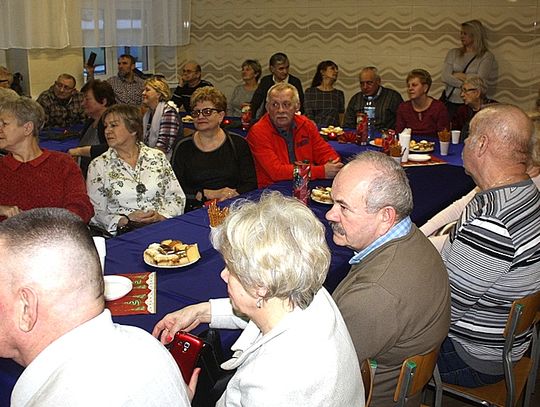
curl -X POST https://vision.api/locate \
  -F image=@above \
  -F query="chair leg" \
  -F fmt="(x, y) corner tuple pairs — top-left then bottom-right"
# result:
(432, 365), (443, 407)
(523, 326), (540, 407)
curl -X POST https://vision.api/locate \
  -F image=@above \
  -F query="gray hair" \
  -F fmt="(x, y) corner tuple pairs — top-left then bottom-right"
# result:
(349, 151), (413, 220)
(210, 191), (330, 309)
(360, 66), (381, 81)
(470, 104), (532, 165)
(0, 97), (45, 137)
(266, 82), (300, 105)
(0, 208), (103, 297)
(463, 75), (487, 97)
(0, 87), (19, 104)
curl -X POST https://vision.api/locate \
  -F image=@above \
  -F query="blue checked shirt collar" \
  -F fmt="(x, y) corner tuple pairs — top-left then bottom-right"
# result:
(349, 216), (412, 265)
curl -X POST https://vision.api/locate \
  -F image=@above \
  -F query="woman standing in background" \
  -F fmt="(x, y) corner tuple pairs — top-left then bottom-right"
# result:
(441, 20), (498, 121)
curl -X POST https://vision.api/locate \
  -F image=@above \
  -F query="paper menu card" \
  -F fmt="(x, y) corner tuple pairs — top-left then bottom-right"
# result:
(105, 272), (156, 315)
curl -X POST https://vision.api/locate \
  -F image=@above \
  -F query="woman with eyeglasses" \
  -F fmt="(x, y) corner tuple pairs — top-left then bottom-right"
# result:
(171, 87), (257, 211)
(142, 76), (181, 160)
(441, 20), (498, 121)
(452, 76), (497, 140)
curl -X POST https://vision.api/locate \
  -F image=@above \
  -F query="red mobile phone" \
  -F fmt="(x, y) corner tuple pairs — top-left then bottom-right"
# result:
(168, 331), (205, 383)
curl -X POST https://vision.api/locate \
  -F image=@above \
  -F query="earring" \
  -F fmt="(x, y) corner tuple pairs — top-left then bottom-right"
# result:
(256, 297), (263, 309)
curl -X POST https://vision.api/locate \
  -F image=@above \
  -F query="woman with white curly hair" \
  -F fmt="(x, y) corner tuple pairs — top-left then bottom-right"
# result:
(153, 191), (364, 407)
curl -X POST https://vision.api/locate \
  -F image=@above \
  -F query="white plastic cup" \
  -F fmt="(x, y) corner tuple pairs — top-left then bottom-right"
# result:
(451, 130), (460, 144)
(92, 236), (106, 274)
(399, 134), (411, 162)
(440, 141), (450, 156)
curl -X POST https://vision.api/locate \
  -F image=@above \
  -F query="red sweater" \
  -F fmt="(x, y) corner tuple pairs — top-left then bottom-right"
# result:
(0, 149), (94, 222)
(396, 99), (450, 136)
(247, 114), (340, 188)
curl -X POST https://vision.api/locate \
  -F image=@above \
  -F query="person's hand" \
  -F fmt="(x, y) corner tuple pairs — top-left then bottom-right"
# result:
(205, 187), (239, 202)
(152, 302), (212, 345)
(68, 146), (91, 158)
(128, 210), (166, 224)
(0, 205), (21, 218)
(187, 368), (201, 401)
(452, 72), (467, 82)
(324, 158), (344, 179)
(85, 64), (96, 79)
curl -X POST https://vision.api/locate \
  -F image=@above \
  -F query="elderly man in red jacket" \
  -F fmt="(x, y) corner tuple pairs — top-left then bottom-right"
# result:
(247, 83), (343, 188)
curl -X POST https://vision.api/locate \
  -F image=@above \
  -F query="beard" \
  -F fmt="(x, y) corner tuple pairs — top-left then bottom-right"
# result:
(329, 221), (346, 236)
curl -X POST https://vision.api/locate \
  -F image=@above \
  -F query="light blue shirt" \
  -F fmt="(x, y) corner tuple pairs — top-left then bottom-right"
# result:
(349, 216), (412, 265)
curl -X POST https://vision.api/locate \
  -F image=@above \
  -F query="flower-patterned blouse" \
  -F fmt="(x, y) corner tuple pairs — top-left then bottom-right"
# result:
(87, 143), (186, 233)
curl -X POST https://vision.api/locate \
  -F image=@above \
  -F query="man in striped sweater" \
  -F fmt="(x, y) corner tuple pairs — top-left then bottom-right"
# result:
(438, 104), (540, 387)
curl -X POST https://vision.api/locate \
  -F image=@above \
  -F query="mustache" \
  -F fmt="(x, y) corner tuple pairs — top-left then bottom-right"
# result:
(329, 221), (345, 235)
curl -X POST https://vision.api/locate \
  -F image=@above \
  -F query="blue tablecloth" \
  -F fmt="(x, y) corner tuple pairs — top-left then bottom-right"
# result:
(0, 163), (474, 404)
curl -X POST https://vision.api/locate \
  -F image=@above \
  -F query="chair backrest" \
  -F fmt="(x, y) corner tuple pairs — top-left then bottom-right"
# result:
(504, 291), (540, 338)
(502, 291), (540, 407)
(361, 359), (376, 407)
(393, 347), (439, 407)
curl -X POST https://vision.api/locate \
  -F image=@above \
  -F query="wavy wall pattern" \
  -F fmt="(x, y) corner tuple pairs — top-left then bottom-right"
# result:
(155, 0), (539, 113)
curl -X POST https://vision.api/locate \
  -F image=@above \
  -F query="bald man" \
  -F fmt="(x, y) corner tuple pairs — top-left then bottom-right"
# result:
(437, 104), (540, 387)
(0, 208), (191, 406)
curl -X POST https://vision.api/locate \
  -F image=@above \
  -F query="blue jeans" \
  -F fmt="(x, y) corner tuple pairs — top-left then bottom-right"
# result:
(437, 337), (505, 387)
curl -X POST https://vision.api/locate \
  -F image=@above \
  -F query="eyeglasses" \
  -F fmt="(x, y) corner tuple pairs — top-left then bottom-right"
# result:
(360, 81), (375, 86)
(461, 87), (478, 93)
(191, 108), (221, 118)
(55, 82), (74, 91)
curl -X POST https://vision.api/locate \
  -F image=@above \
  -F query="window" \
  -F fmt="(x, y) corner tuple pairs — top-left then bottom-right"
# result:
(83, 46), (151, 78)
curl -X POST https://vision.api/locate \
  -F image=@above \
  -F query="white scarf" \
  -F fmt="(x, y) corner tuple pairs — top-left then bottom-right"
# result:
(143, 100), (178, 159)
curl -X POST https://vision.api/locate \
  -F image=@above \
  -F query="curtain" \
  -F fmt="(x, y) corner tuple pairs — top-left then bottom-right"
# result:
(0, 0), (190, 49)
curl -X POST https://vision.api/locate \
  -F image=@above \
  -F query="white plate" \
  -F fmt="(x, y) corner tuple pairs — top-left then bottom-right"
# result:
(407, 154), (431, 162)
(409, 146), (435, 153)
(310, 193), (333, 205)
(368, 139), (383, 147)
(104, 275), (133, 301)
(143, 256), (200, 269)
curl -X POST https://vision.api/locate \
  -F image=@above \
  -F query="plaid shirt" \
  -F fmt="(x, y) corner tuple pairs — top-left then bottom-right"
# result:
(37, 87), (85, 128)
(107, 74), (145, 106)
(349, 216), (412, 264)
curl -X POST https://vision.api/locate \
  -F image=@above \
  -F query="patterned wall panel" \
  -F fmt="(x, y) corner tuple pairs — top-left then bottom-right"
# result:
(153, 0), (539, 114)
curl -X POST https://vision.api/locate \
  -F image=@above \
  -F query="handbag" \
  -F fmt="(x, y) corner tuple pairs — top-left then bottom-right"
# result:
(191, 328), (236, 407)
(440, 55), (477, 102)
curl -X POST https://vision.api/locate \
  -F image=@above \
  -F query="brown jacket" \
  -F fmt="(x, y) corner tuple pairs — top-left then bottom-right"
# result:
(333, 225), (450, 407)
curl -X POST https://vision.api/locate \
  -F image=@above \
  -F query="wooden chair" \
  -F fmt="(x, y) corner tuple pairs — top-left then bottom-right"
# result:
(393, 347), (440, 407)
(361, 359), (376, 407)
(433, 291), (540, 407)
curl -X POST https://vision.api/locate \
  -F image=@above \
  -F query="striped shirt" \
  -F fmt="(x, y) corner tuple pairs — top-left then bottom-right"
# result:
(441, 180), (540, 367)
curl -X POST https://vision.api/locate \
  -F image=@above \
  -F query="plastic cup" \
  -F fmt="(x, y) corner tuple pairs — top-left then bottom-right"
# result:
(451, 130), (460, 144)
(440, 141), (450, 156)
(92, 236), (106, 273)
(399, 134), (411, 162)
